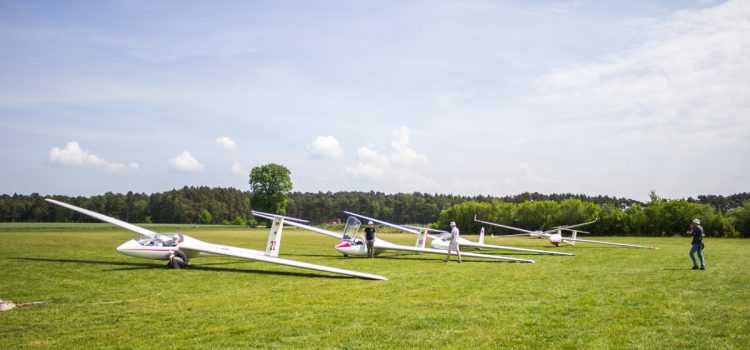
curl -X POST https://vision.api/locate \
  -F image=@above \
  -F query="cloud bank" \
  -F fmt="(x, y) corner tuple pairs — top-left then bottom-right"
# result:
(534, 0), (750, 148)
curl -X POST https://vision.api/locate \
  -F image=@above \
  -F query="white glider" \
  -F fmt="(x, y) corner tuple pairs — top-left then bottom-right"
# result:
(400, 224), (574, 256)
(45, 199), (387, 280)
(474, 216), (655, 249)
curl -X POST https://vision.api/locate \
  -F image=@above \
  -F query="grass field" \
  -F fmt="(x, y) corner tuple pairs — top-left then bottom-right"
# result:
(1, 223), (748, 349)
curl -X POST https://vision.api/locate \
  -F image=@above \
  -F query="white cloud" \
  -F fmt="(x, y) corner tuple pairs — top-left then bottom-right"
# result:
(49, 141), (139, 172)
(215, 136), (237, 151)
(49, 141), (106, 167)
(346, 147), (388, 180)
(308, 135), (343, 158)
(356, 146), (381, 162)
(389, 126), (427, 165)
(346, 126), (438, 191)
(169, 151), (204, 172)
(231, 161), (247, 176)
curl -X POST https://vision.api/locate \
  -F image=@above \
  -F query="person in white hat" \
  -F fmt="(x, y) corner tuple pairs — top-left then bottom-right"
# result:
(364, 220), (376, 258)
(688, 218), (706, 270)
(443, 221), (462, 263)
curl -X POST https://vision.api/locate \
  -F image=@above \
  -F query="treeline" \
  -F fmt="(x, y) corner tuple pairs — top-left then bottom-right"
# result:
(285, 191), (644, 224)
(436, 198), (750, 238)
(0, 188), (641, 225)
(0, 187), (253, 225)
(1, 188), (748, 237)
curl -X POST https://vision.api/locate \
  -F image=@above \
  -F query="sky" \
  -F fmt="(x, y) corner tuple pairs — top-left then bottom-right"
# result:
(0, 0), (748, 202)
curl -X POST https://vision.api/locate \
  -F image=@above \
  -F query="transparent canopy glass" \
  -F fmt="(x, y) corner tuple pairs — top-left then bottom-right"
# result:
(342, 216), (361, 240)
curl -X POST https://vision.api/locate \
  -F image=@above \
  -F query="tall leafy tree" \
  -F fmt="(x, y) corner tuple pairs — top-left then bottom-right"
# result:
(249, 163), (293, 214)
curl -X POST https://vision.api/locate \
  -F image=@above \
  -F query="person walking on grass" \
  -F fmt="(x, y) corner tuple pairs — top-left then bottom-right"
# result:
(443, 221), (462, 263)
(365, 221), (376, 258)
(689, 218), (706, 270)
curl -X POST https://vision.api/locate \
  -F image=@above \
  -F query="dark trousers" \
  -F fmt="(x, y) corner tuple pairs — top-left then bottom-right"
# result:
(366, 239), (375, 258)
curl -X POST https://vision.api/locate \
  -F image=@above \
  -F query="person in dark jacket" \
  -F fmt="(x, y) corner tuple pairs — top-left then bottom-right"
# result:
(167, 250), (189, 269)
(364, 221), (376, 258)
(688, 219), (706, 270)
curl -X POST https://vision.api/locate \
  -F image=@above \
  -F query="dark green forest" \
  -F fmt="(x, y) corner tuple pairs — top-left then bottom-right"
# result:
(1, 187), (748, 237)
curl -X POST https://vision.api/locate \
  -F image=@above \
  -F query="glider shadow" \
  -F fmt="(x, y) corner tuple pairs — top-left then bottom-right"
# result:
(9, 257), (351, 279)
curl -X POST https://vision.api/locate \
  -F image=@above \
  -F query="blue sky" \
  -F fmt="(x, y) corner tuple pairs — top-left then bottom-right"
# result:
(1, 0), (747, 201)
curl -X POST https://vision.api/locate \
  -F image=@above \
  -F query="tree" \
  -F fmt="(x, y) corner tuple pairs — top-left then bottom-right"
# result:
(249, 163), (293, 214)
(199, 209), (212, 224)
(729, 201), (750, 238)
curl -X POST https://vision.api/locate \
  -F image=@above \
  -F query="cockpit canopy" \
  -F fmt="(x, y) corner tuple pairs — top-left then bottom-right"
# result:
(135, 233), (184, 247)
(342, 217), (361, 240)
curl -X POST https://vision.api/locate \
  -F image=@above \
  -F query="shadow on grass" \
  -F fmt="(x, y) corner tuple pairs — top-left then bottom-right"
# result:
(11, 257), (158, 269)
(9, 257), (354, 279)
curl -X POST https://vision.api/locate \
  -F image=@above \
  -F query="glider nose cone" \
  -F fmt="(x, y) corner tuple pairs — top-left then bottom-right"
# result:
(116, 239), (141, 256)
(116, 241), (130, 254)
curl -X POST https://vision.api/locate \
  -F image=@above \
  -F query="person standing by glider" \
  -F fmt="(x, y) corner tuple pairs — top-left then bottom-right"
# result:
(689, 218), (706, 270)
(443, 221), (462, 263)
(365, 220), (376, 258)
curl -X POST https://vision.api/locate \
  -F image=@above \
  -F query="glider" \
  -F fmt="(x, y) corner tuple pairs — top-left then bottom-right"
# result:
(474, 216), (655, 249)
(400, 223), (574, 256)
(45, 199), (387, 280)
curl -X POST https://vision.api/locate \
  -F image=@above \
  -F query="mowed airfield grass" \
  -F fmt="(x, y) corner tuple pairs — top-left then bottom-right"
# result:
(0, 223), (748, 349)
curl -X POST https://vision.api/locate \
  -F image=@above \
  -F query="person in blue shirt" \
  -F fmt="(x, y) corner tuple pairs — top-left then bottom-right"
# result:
(364, 221), (376, 258)
(689, 218), (706, 270)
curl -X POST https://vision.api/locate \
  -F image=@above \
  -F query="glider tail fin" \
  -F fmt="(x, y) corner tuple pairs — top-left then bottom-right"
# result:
(479, 227), (485, 245)
(562, 229), (577, 246)
(415, 228), (428, 248)
(264, 217), (284, 257)
(570, 229), (577, 245)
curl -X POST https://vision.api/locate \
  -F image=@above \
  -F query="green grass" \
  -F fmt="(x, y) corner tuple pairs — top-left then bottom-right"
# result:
(1, 223), (748, 349)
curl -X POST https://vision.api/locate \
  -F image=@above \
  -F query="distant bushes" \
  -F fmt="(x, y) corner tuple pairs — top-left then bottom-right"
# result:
(436, 198), (746, 238)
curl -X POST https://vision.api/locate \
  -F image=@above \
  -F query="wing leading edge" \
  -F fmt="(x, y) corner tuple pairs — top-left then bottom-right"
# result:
(374, 240), (535, 263)
(458, 241), (575, 256)
(46, 198), (158, 237)
(179, 241), (387, 280)
(560, 238), (655, 249)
